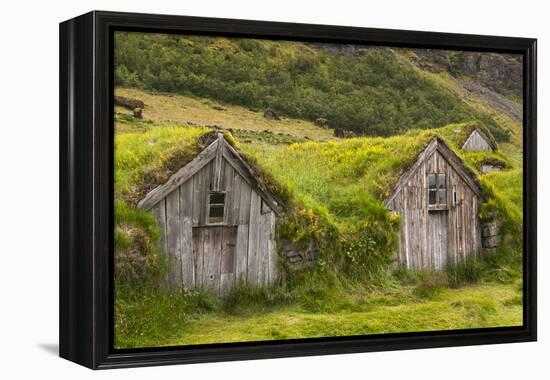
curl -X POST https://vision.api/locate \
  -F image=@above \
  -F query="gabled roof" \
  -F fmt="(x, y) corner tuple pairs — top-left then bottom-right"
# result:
(384, 137), (485, 207)
(461, 127), (498, 151)
(137, 133), (282, 214)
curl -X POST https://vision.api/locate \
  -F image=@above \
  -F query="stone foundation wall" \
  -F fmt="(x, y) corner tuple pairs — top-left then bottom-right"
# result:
(481, 219), (500, 252)
(281, 240), (319, 267)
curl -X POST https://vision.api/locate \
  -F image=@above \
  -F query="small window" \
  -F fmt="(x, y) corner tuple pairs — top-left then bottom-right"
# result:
(428, 174), (437, 205)
(428, 173), (447, 208)
(208, 192), (225, 224)
(438, 174), (447, 205)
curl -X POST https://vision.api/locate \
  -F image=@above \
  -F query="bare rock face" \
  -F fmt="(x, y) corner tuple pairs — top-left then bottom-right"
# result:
(409, 49), (523, 101)
(263, 108), (281, 120)
(459, 53), (523, 100)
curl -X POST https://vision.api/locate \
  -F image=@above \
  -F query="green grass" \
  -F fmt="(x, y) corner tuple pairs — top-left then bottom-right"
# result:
(115, 87), (337, 142)
(115, 282), (522, 348)
(115, 123), (207, 205)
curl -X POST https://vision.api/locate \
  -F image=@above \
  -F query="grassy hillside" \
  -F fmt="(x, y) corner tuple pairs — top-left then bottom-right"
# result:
(114, 95), (523, 348)
(115, 87), (336, 142)
(114, 33), (509, 139)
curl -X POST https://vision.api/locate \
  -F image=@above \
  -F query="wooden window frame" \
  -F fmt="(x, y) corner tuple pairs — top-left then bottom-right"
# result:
(428, 173), (448, 211)
(207, 191), (226, 225)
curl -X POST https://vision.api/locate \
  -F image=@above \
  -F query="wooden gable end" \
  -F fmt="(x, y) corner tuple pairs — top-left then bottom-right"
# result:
(384, 138), (484, 208)
(462, 128), (497, 152)
(140, 133), (281, 293)
(137, 133), (282, 214)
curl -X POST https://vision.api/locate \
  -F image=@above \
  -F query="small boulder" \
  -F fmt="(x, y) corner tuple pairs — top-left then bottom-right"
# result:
(334, 128), (345, 138)
(263, 108), (281, 120)
(314, 118), (329, 128)
(133, 108), (143, 119)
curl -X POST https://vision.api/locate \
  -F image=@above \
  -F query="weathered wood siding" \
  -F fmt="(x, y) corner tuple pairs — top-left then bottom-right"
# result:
(388, 149), (481, 270)
(150, 156), (278, 295)
(462, 129), (494, 151)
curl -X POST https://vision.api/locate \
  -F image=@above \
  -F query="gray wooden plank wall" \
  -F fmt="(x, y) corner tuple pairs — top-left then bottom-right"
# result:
(463, 130), (494, 151)
(150, 157), (278, 295)
(388, 149), (481, 270)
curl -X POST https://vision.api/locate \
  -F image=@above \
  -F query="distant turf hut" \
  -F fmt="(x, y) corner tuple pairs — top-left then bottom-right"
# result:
(138, 133), (282, 295)
(384, 138), (485, 270)
(461, 127), (497, 152)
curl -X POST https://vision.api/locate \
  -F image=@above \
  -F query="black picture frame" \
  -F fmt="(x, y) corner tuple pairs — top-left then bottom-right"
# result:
(59, 10), (537, 369)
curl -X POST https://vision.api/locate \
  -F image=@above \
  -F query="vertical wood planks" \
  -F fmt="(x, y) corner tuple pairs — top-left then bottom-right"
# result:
(235, 225), (249, 283)
(192, 164), (204, 226)
(267, 211), (278, 285)
(221, 160), (235, 224)
(246, 192), (261, 284)
(202, 227), (221, 291)
(238, 180), (252, 225)
(391, 148), (482, 271)
(257, 211), (270, 285)
(165, 188), (183, 287)
(152, 200), (168, 285)
(145, 136), (282, 294)
(179, 179), (195, 288)
(192, 227), (204, 288)
(463, 130), (494, 152)
(229, 174), (242, 225)
(220, 226), (237, 295)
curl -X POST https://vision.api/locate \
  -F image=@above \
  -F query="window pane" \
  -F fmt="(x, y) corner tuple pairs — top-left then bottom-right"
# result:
(429, 190), (436, 205)
(209, 205), (224, 218)
(210, 192), (225, 205)
(438, 174), (446, 190)
(439, 189), (447, 205)
(208, 192), (225, 223)
(428, 174), (436, 189)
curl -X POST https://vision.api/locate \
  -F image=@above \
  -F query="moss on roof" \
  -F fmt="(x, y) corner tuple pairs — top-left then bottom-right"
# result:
(115, 125), (289, 209)
(115, 120), (511, 225)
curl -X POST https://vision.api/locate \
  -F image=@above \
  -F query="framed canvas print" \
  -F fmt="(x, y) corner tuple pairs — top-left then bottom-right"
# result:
(59, 11), (537, 369)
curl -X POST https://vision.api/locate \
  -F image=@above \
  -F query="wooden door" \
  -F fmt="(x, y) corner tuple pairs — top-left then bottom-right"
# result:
(192, 226), (237, 294)
(428, 210), (448, 269)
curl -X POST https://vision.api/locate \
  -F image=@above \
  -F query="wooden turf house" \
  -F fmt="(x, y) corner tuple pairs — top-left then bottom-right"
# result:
(461, 127), (497, 152)
(137, 133), (282, 295)
(384, 138), (485, 270)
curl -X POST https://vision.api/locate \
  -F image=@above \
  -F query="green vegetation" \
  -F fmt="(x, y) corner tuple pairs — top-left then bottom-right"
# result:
(113, 39), (523, 348)
(114, 114), (523, 348)
(115, 282), (521, 348)
(114, 33), (508, 139)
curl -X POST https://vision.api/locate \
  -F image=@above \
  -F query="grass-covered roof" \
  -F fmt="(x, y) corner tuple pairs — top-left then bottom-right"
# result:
(115, 120), (517, 232)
